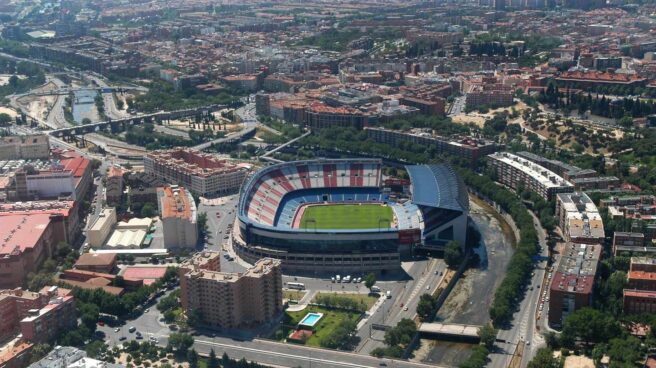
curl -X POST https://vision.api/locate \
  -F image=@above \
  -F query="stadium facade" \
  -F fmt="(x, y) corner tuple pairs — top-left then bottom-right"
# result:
(234, 159), (469, 273)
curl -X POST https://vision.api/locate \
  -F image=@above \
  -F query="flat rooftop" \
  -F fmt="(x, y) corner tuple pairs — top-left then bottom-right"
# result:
(489, 152), (573, 189)
(146, 149), (245, 178)
(0, 213), (52, 257)
(551, 243), (601, 295)
(558, 192), (604, 240)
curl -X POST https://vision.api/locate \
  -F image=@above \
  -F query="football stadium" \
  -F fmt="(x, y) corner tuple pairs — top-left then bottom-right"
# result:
(234, 159), (469, 273)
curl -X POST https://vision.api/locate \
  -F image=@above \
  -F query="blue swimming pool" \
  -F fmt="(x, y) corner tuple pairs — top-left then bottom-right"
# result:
(298, 312), (323, 328)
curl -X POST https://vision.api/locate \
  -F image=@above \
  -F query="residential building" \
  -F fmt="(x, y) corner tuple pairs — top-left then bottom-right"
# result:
(19, 286), (77, 344)
(556, 192), (604, 244)
(464, 79), (514, 109)
(548, 243), (601, 327)
(0, 339), (33, 368)
(0, 289), (47, 342)
(304, 102), (368, 130)
(365, 127), (497, 165)
(630, 257), (656, 273)
(555, 71), (647, 89)
(105, 166), (124, 205)
(179, 252), (283, 329)
(87, 208), (117, 248)
(570, 176), (620, 191)
(74, 253), (117, 274)
(488, 152), (574, 200)
(144, 149), (247, 197)
(28, 345), (125, 368)
(623, 289), (656, 315)
(0, 135), (50, 160)
(613, 232), (647, 256)
(157, 186), (198, 249)
(628, 270), (656, 291)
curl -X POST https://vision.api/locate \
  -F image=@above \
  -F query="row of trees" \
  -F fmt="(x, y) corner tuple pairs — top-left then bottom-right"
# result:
(314, 294), (369, 313)
(456, 168), (539, 327)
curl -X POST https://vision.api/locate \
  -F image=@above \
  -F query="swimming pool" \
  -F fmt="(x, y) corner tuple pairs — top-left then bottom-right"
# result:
(298, 312), (324, 328)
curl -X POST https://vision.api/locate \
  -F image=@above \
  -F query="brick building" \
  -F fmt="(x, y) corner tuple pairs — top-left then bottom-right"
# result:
(548, 243), (601, 327)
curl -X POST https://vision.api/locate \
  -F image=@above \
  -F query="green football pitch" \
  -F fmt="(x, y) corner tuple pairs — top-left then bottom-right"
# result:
(299, 204), (394, 230)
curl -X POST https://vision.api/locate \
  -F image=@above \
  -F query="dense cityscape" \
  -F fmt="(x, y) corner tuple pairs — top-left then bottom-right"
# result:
(0, 0), (655, 367)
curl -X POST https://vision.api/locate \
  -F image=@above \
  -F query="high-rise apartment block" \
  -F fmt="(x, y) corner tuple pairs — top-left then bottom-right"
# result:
(179, 252), (283, 329)
(488, 152), (573, 200)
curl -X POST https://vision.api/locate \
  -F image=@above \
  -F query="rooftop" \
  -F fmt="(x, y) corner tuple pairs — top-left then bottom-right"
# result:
(405, 164), (469, 212)
(75, 253), (117, 268)
(146, 149), (245, 178)
(489, 152), (573, 189)
(551, 243), (601, 295)
(157, 186), (196, 221)
(557, 192), (604, 240)
(0, 213), (52, 257)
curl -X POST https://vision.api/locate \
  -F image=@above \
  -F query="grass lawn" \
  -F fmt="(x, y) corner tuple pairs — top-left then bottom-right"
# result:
(299, 204), (393, 230)
(313, 292), (378, 310)
(283, 290), (307, 302)
(272, 306), (360, 347)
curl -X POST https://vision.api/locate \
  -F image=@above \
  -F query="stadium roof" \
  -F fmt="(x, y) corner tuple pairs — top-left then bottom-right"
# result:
(406, 164), (468, 212)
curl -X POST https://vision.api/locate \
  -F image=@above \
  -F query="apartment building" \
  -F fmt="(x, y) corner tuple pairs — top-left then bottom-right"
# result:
(0, 286), (75, 345)
(157, 186), (198, 249)
(19, 286), (77, 344)
(623, 257), (656, 315)
(304, 102), (369, 130)
(365, 127), (497, 165)
(556, 192), (604, 244)
(0, 289), (47, 342)
(613, 232), (647, 256)
(623, 289), (656, 315)
(0, 135), (50, 160)
(106, 166), (124, 205)
(87, 208), (117, 248)
(488, 152), (574, 200)
(548, 242), (601, 327)
(179, 252), (283, 330)
(144, 149), (247, 197)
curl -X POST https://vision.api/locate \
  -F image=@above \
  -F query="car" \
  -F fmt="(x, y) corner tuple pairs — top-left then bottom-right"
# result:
(403, 306), (409, 311)
(98, 321), (105, 326)
(400, 303), (404, 307)
(136, 335), (143, 340)
(135, 331), (142, 337)
(114, 328), (120, 333)
(119, 336), (127, 341)
(526, 341), (531, 346)
(426, 286), (430, 290)
(145, 309), (150, 313)
(129, 326), (136, 333)
(331, 277), (335, 283)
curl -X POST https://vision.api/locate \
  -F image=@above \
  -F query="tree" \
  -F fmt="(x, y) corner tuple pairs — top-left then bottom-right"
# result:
(416, 294), (435, 321)
(619, 115), (634, 129)
(444, 240), (464, 268)
(364, 272), (377, 291)
(187, 349), (199, 368)
(478, 324), (497, 350)
(207, 349), (219, 368)
(561, 308), (620, 346)
(197, 212), (208, 236)
(527, 348), (560, 368)
(82, 118), (92, 125)
(606, 336), (645, 367)
(0, 113), (12, 125)
(141, 202), (156, 218)
(167, 333), (194, 355)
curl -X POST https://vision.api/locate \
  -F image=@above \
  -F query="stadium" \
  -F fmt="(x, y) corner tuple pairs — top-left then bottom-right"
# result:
(234, 159), (469, 273)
